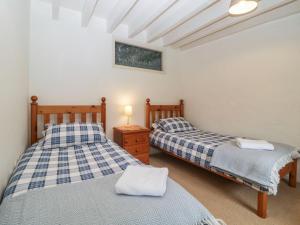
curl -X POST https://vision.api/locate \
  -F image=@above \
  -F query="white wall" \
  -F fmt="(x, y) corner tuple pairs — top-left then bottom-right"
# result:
(0, 0), (30, 195)
(29, 0), (181, 138)
(178, 13), (300, 181)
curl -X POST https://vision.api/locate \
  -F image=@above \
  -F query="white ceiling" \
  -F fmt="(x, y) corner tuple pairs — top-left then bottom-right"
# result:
(42, 0), (300, 50)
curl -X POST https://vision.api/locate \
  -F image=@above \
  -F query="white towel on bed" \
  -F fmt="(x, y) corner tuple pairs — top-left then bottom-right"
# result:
(236, 138), (274, 151)
(115, 165), (168, 197)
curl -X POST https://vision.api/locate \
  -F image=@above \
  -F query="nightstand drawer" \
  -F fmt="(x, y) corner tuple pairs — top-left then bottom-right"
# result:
(135, 153), (149, 164)
(113, 125), (150, 165)
(125, 144), (148, 155)
(123, 133), (148, 146)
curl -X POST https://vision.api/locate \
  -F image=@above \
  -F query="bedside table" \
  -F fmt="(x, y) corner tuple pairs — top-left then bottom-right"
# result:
(113, 125), (150, 164)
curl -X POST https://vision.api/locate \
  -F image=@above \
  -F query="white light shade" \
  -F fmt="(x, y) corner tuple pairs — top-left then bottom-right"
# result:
(124, 105), (133, 116)
(229, 0), (258, 15)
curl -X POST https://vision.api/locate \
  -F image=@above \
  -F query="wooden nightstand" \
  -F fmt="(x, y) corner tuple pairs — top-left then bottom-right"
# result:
(113, 125), (150, 164)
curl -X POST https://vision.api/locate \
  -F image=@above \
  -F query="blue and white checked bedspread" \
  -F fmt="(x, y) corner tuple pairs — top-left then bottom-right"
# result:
(3, 140), (140, 200)
(150, 129), (271, 193)
(150, 129), (234, 168)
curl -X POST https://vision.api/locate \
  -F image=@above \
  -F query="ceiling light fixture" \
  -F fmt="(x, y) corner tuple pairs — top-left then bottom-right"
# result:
(229, 0), (258, 15)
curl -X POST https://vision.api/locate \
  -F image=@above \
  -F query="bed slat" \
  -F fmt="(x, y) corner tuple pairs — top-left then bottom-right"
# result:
(151, 111), (155, 124)
(162, 111), (167, 118)
(70, 113), (75, 123)
(57, 113), (63, 124)
(81, 113), (86, 122)
(158, 110), (162, 120)
(92, 112), (97, 123)
(44, 114), (50, 124)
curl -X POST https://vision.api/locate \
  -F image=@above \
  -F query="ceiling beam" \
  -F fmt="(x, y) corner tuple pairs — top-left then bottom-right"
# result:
(82, 0), (100, 27)
(181, 0), (300, 50)
(128, 0), (178, 38)
(52, 0), (60, 20)
(176, 0), (295, 48)
(107, 0), (138, 33)
(147, 0), (219, 43)
(162, 0), (231, 46)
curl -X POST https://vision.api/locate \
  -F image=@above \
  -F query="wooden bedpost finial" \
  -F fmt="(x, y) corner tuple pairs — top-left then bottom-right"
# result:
(31, 96), (38, 104)
(31, 96), (38, 145)
(145, 98), (151, 129)
(180, 99), (184, 105)
(101, 97), (106, 133)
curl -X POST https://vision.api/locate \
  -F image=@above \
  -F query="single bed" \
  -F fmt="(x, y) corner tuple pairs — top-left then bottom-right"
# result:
(0, 96), (222, 225)
(145, 98), (298, 218)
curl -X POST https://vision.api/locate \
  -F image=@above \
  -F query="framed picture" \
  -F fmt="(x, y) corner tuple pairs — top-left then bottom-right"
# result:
(114, 41), (163, 71)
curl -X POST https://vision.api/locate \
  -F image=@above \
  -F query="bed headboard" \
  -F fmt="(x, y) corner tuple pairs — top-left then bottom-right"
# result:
(30, 96), (106, 144)
(145, 98), (184, 129)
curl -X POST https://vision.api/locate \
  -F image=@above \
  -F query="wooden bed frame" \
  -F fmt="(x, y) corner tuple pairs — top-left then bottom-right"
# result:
(30, 96), (106, 144)
(145, 98), (297, 218)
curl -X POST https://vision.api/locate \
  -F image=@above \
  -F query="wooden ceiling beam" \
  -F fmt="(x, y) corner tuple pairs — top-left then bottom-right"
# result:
(162, 0), (231, 46)
(81, 0), (100, 27)
(128, 0), (178, 38)
(147, 0), (219, 43)
(107, 0), (138, 33)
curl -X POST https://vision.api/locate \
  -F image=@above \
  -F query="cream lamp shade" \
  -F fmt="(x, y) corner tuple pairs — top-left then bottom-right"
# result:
(229, 0), (258, 15)
(124, 105), (133, 116)
(124, 105), (132, 124)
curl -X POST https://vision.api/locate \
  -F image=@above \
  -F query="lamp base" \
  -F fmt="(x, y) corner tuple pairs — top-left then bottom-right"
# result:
(127, 116), (130, 125)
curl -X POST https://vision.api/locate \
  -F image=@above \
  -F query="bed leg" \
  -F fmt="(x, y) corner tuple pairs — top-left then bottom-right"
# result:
(289, 160), (297, 188)
(257, 192), (268, 218)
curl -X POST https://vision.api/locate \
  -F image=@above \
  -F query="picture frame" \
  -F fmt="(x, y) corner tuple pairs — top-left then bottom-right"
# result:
(114, 41), (163, 72)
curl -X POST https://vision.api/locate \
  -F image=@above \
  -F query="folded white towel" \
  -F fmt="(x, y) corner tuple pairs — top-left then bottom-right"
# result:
(236, 138), (274, 151)
(115, 165), (169, 197)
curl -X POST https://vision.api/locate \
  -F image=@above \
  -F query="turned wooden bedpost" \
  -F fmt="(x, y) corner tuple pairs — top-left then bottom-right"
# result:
(101, 97), (106, 133)
(180, 99), (184, 117)
(146, 98), (151, 129)
(31, 96), (38, 145)
(289, 160), (297, 188)
(257, 192), (268, 218)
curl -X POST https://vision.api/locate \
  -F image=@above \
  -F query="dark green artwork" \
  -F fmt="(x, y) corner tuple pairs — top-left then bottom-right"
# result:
(115, 42), (162, 71)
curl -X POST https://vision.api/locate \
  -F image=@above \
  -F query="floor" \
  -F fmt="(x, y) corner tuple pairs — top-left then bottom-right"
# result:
(150, 153), (300, 225)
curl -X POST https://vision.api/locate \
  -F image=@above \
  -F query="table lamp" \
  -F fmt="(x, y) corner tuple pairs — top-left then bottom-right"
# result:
(124, 105), (133, 125)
